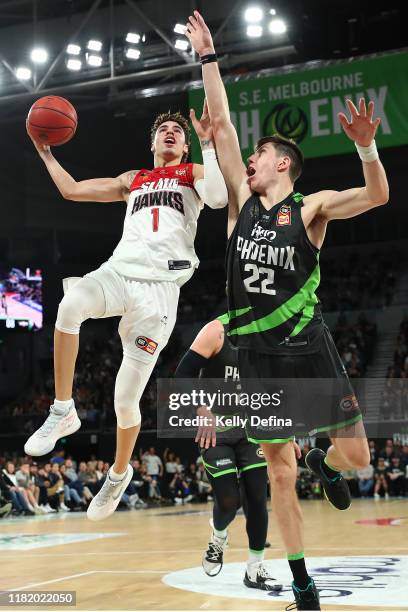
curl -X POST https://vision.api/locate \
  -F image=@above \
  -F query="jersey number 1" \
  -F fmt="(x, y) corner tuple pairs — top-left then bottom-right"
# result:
(151, 208), (159, 232)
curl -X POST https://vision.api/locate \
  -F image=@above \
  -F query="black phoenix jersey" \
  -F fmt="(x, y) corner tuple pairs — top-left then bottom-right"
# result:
(199, 324), (241, 425)
(224, 191), (324, 355)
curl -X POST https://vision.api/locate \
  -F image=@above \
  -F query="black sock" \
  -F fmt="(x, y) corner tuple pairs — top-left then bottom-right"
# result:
(321, 456), (340, 479)
(288, 556), (310, 590)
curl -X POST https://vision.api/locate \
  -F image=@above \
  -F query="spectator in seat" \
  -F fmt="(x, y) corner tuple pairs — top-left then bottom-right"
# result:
(15, 462), (44, 514)
(386, 457), (405, 497)
(357, 463), (374, 497)
(374, 457), (389, 500)
(2, 462), (35, 515)
(142, 447), (163, 498)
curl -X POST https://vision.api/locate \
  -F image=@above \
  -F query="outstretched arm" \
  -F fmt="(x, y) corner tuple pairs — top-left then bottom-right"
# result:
(307, 99), (389, 219)
(186, 11), (250, 223)
(28, 135), (133, 203)
(191, 99), (228, 209)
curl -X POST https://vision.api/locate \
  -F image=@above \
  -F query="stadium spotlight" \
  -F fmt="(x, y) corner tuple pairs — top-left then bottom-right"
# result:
(126, 32), (140, 44)
(67, 58), (82, 71)
(244, 6), (263, 23)
(270, 8), (277, 15)
(269, 18), (287, 34)
(87, 40), (102, 52)
(174, 23), (187, 35)
(87, 54), (102, 67)
(16, 66), (31, 80)
(67, 44), (81, 55)
(141, 34), (146, 43)
(30, 48), (48, 64)
(246, 24), (263, 37)
(125, 48), (141, 60)
(175, 39), (189, 51)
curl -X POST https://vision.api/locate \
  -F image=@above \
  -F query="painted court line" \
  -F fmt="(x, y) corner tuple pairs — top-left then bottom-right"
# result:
(3, 546), (408, 560)
(3, 570), (169, 593)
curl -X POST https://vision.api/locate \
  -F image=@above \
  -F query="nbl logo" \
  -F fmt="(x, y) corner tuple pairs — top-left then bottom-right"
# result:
(263, 103), (308, 144)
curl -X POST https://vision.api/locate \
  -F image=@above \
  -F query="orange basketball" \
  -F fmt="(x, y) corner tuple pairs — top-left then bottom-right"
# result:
(26, 95), (77, 146)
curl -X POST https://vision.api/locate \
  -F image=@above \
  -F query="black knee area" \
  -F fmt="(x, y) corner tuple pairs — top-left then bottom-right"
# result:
(209, 473), (240, 531)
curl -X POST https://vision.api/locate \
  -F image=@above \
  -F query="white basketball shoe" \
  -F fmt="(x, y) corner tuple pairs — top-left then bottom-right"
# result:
(24, 401), (81, 456)
(87, 465), (133, 522)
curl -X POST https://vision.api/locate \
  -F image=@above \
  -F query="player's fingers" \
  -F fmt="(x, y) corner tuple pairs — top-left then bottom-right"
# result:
(188, 15), (198, 30)
(359, 97), (366, 116)
(367, 100), (375, 121)
(373, 117), (381, 130)
(337, 112), (350, 128)
(195, 10), (208, 30)
(346, 98), (358, 117)
(211, 430), (217, 448)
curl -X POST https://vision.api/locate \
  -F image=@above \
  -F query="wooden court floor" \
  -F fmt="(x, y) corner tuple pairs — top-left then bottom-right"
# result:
(1, 498), (408, 611)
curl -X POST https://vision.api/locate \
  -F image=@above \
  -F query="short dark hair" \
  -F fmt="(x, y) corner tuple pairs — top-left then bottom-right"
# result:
(255, 134), (304, 182)
(150, 111), (191, 163)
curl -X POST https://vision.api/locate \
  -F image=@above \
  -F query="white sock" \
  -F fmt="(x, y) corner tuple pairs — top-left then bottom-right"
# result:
(109, 466), (127, 482)
(213, 526), (227, 540)
(53, 399), (73, 415)
(248, 549), (264, 567)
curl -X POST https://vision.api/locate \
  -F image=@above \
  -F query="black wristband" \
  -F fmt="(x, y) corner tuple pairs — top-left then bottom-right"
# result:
(200, 53), (217, 65)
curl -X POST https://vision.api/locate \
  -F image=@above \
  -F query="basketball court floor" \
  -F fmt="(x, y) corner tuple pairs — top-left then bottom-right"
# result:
(1, 498), (407, 610)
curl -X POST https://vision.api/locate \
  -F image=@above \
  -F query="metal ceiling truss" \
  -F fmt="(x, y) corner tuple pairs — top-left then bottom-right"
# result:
(0, 0), (295, 106)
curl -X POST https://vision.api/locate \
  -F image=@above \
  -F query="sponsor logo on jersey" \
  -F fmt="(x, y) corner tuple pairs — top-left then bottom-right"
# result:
(256, 448), (264, 458)
(251, 221), (277, 243)
(277, 205), (292, 226)
(215, 458), (234, 467)
(135, 336), (158, 355)
(339, 395), (359, 412)
(175, 168), (187, 176)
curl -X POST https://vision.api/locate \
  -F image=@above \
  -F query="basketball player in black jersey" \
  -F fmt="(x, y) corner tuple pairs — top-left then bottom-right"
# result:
(186, 11), (389, 611)
(176, 317), (287, 592)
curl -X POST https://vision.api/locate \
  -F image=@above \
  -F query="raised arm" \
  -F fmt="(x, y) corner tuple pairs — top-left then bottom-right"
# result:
(186, 11), (250, 225)
(190, 99), (228, 209)
(306, 99), (389, 220)
(28, 135), (133, 203)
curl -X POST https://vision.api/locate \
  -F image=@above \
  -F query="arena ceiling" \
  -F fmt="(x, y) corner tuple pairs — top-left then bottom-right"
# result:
(0, 0), (405, 113)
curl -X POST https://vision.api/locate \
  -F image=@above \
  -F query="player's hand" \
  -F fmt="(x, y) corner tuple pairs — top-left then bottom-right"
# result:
(338, 98), (381, 147)
(190, 99), (213, 144)
(26, 122), (51, 157)
(195, 405), (216, 449)
(185, 10), (215, 57)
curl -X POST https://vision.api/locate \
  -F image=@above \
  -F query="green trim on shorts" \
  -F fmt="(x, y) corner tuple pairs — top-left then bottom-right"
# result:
(311, 413), (363, 435)
(202, 458), (218, 470)
(208, 467), (238, 478)
(247, 436), (295, 444)
(202, 456), (238, 478)
(239, 462), (267, 473)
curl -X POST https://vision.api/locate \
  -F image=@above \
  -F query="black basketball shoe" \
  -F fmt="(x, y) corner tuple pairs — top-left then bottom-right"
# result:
(202, 521), (228, 577)
(243, 561), (282, 592)
(305, 448), (351, 510)
(285, 578), (321, 610)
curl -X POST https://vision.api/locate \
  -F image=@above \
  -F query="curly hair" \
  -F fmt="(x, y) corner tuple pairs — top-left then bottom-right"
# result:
(150, 111), (191, 163)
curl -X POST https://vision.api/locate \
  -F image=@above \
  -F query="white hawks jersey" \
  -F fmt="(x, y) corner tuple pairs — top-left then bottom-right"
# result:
(108, 163), (202, 286)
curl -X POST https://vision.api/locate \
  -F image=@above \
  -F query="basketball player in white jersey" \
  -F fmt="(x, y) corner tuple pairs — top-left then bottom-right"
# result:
(24, 104), (228, 521)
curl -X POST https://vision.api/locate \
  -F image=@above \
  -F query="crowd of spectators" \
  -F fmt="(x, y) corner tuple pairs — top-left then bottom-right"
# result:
(332, 313), (377, 378)
(318, 249), (398, 311)
(340, 439), (408, 499)
(0, 446), (213, 519)
(382, 318), (408, 420)
(2, 438), (406, 520)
